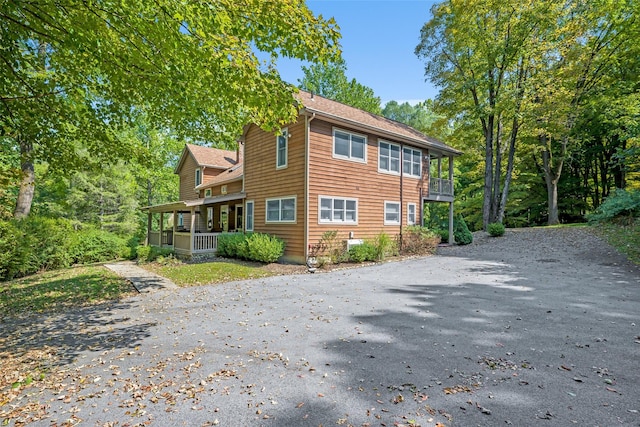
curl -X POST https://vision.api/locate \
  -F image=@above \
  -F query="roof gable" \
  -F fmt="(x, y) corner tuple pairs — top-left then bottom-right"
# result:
(175, 143), (239, 174)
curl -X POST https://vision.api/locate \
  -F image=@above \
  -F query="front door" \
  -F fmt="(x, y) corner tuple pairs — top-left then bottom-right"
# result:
(220, 205), (229, 232)
(235, 205), (243, 231)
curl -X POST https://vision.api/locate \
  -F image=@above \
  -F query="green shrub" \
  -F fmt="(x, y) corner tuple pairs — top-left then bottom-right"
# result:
(587, 189), (640, 223)
(487, 222), (505, 237)
(217, 233), (249, 258)
(245, 233), (285, 263)
(372, 232), (396, 261)
(135, 245), (174, 263)
(401, 226), (441, 255)
(348, 242), (377, 263)
(454, 215), (473, 245)
(437, 229), (449, 242)
(68, 228), (130, 264)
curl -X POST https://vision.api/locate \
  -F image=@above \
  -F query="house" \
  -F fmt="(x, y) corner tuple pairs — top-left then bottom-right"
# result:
(143, 91), (461, 263)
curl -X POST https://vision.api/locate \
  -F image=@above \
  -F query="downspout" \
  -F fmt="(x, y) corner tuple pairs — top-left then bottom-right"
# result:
(304, 112), (316, 260)
(399, 145), (404, 250)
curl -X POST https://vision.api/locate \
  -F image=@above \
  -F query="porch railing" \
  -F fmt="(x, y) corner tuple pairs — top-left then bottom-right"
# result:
(148, 230), (173, 246)
(193, 233), (219, 253)
(429, 178), (453, 196)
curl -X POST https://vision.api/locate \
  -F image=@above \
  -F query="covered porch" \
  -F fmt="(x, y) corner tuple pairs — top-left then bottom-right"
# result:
(142, 192), (245, 256)
(425, 152), (454, 202)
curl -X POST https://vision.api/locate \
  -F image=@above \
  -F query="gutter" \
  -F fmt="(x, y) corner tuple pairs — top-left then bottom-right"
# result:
(304, 112), (316, 260)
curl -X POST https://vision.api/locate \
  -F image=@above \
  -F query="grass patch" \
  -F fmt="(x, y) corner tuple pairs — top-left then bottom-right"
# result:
(593, 220), (640, 265)
(0, 266), (136, 317)
(143, 260), (275, 287)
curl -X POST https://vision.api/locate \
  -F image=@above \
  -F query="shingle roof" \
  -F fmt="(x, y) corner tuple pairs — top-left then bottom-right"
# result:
(295, 90), (461, 156)
(196, 164), (243, 190)
(186, 143), (239, 169)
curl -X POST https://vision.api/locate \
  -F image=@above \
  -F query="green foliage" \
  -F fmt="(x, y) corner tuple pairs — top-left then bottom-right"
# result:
(373, 232), (397, 261)
(348, 242), (378, 263)
(299, 59), (382, 114)
(454, 216), (473, 245)
(135, 245), (174, 263)
(245, 233), (285, 263)
(587, 189), (640, 223)
(595, 219), (640, 265)
(487, 222), (506, 237)
(215, 232), (284, 263)
(216, 233), (250, 259)
(68, 228), (131, 264)
(401, 226), (441, 255)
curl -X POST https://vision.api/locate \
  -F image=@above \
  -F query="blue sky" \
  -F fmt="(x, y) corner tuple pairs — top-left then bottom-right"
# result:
(276, 0), (439, 105)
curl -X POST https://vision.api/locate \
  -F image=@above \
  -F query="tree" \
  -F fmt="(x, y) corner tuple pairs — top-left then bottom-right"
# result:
(1, 0), (341, 218)
(298, 59), (381, 114)
(417, 0), (556, 228)
(382, 100), (442, 134)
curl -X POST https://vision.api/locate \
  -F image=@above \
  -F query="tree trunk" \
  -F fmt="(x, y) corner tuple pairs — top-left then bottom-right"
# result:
(547, 177), (560, 225)
(482, 115), (495, 230)
(497, 115), (520, 224)
(491, 117), (503, 224)
(13, 137), (35, 219)
(541, 135), (565, 226)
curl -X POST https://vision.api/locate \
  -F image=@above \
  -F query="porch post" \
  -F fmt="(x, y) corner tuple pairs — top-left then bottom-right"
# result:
(438, 157), (442, 192)
(146, 212), (152, 245)
(190, 207), (196, 253)
(159, 212), (164, 247)
(449, 155), (454, 196)
(448, 201), (455, 245)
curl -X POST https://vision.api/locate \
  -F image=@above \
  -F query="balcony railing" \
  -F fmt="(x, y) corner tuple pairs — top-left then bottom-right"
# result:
(429, 178), (453, 196)
(149, 231), (220, 255)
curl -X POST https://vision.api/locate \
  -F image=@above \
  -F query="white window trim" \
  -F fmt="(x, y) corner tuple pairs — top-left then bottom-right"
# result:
(318, 195), (358, 225)
(403, 147), (422, 178)
(178, 213), (184, 227)
(195, 168), (202, 187)
(204, 188), (212, 197)
(245, 200), (254, 231)
(378, 140), (401, 175)
(265, 196), (297, 224)
(384, 201), (401, 226)
(407, 203), (417, 225)
(276, 128), (288, 169)
(332, 127), (367, 163)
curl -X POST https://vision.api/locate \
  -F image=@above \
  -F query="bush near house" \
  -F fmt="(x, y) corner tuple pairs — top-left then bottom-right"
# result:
(454, 215), (473, 245)
(401, 226), (441, 255)
(348, 242), (377, 262)
(216, 232), (285, 263)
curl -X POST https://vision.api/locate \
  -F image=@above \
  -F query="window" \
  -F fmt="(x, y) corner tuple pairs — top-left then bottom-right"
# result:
(378, 141), (401, 174)
(245, 201), (254, 231)
(195, 168), (202, 186)
(384, 201), (400, 225)
(333, 129), (366, 162)
(319, 196), (357, 224)
(407, 203), (417, 225)
(276, 128), (288, 169)
(221, 185), (227, 194)
(403, 147), (422, 177)
(178, 213), (184, 227)
(266, 196), (296, 223)
(204, 188), (212, 197)
(207, 206), (214, 230)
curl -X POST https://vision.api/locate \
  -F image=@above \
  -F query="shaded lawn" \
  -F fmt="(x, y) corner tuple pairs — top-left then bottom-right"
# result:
(0, 266), (136, 317)
(142, 260), (277, 287)
(595, 220), (640, 265)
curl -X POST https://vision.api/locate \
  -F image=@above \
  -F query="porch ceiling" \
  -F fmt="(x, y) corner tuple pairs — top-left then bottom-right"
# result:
(142, 192), (246, 214)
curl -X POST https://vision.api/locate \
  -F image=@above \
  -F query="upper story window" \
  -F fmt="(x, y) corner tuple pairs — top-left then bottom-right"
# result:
(379, 141), (400, 174)
(319, 196), (357, 224)
(195, 168), (202, 186)
(266, 196), (296, 223)
(333, 128), (366, 162)
(204, 188), (212, 197)
(277, 128), (288, 169)
(403, 147), (422, 178)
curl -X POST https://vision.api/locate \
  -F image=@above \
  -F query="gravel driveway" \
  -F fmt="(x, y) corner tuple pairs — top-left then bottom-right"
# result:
(3, 227), (639, 426)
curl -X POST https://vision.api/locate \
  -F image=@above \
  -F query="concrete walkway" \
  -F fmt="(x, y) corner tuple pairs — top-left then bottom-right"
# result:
(104, 261), (178, 293)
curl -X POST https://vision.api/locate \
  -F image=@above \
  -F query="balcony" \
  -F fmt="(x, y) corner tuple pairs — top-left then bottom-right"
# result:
(425, 177), (454, 202)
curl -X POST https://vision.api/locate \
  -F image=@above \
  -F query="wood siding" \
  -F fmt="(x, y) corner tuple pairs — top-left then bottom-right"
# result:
(243, 122), (306, 262)
(178, 155), (199, 201)
(307, 119), (427, 249)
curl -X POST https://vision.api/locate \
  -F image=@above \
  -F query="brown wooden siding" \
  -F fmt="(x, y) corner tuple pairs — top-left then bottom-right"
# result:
(307, 119), (427, 250)
(243, 122), (306, 262)
(178, 155), (199, 201)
